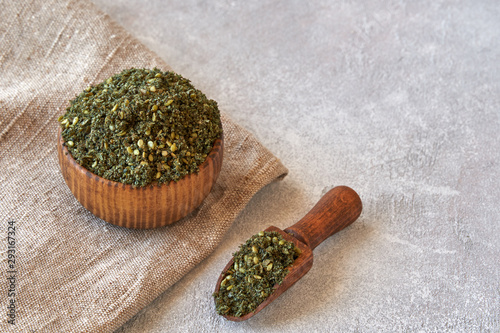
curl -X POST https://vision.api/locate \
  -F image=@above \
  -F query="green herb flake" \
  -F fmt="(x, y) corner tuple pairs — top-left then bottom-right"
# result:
(213, 231), (300, 317)
(58, 68), (222, 187)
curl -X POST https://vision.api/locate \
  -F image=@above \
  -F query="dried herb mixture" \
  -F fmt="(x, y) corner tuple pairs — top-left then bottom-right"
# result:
(213, 231), (300, 317)
(58, 68), (222, 186)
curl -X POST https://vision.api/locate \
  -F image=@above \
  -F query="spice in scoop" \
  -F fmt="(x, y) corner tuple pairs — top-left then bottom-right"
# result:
(213, 231), (300, 317)
(58, 68), (222, 187)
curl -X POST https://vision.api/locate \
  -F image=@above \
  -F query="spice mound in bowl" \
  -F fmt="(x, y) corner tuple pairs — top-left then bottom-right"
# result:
(57, 68), (223, 229)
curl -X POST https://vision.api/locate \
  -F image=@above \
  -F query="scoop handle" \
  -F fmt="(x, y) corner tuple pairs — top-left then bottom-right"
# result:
(284, 186), (362, 251)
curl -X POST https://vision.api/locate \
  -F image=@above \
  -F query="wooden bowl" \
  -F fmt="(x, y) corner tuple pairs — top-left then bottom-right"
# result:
(57, 128), (223, 229)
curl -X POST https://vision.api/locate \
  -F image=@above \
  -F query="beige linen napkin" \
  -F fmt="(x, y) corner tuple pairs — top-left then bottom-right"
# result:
(0, 1), (287, 332)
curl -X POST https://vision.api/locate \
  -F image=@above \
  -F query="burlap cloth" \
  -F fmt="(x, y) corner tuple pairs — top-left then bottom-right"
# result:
(0, 1), (288, 332)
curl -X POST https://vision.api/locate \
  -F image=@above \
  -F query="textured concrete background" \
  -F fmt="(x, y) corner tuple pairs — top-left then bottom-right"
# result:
(90, 1), (499, 332)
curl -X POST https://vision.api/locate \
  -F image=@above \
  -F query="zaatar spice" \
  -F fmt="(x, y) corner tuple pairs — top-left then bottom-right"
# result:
(213, 231), (300, 317)
(58, 68), (222, 187)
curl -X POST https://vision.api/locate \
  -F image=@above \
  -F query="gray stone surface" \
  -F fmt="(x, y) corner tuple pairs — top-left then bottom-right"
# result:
(90, 1), (499, 332)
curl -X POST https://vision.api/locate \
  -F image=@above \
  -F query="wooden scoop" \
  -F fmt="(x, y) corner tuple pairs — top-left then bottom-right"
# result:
(214, 186), (362, 321)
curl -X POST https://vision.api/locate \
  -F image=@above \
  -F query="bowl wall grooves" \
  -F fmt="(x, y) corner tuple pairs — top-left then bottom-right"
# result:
(57, 128), (223, 229)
